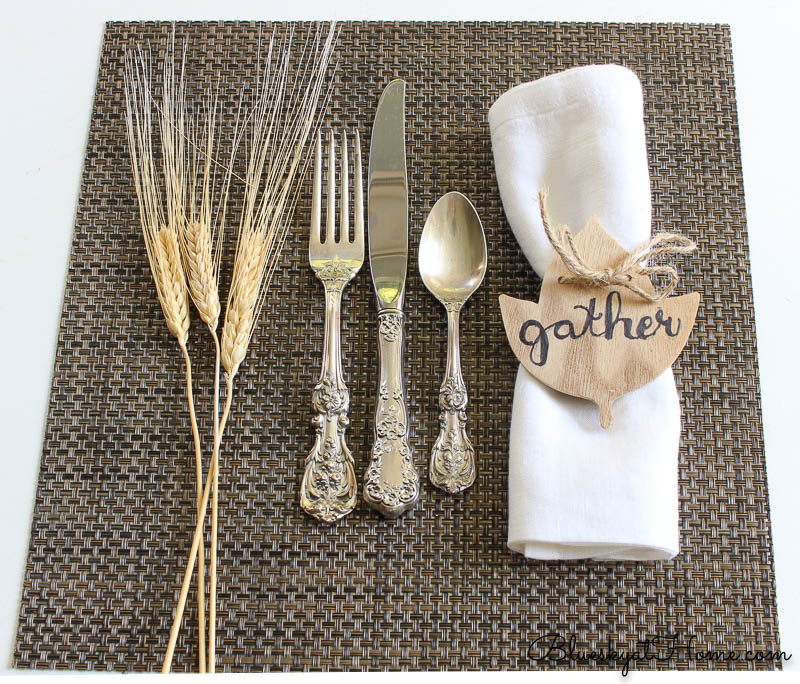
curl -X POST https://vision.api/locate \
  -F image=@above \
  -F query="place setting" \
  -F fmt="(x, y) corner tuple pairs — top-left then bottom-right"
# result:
(13, 20), (780, 673)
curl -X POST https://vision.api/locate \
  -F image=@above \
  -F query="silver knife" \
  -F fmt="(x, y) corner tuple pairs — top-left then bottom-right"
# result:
(363, 79), (420, 518)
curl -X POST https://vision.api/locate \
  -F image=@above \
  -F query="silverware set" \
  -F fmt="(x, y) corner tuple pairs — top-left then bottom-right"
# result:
(300, 79), (487, 522)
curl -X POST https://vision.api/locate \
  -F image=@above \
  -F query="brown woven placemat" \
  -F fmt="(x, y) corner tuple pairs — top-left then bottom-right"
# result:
(14, 21), (780, 672)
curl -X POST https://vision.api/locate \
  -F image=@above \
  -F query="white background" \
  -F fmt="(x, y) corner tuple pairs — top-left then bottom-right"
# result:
(1, 0), (798, 675)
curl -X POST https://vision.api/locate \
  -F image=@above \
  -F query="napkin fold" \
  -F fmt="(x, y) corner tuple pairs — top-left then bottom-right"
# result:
(489, 64), (680, 561)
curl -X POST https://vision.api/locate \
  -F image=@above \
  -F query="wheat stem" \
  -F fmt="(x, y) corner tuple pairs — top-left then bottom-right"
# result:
(208, 329), (222, 673)
(161, 454), (215, 674)
(178, 342), (207, 673)
(162, 375), (234, 674)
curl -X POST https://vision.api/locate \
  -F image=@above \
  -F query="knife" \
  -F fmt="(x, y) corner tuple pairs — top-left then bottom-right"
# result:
(363, 79), (420, 517)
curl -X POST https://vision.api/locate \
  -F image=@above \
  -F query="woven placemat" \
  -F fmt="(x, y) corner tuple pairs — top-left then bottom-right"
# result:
(14, 21), (780, 672)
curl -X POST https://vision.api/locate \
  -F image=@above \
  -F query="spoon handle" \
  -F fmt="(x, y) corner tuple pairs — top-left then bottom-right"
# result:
(430, 304), (476, 494)
(364, 310), (420, 517)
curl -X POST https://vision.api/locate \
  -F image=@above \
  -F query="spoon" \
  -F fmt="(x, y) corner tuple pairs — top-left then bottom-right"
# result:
(419, 191), (487, 494)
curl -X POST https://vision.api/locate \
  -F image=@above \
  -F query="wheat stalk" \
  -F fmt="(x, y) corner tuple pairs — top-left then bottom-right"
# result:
(124, 41), (208, 674)
(181, 89), (244, 675)
(160, 22), (338, 674)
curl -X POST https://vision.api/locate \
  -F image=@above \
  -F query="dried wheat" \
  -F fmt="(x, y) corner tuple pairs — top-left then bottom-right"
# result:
(124, 41), (208, 674)
(159, 22), (339, 675)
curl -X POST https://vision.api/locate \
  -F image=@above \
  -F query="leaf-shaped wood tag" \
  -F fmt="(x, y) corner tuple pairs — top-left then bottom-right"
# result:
(500, 218), (700, 428)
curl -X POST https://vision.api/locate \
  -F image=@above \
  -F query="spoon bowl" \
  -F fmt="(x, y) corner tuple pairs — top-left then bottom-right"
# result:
(419, 192), (487, 305)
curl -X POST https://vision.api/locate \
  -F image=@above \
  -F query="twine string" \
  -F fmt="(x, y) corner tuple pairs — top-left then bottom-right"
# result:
(537, 190), (696, 302)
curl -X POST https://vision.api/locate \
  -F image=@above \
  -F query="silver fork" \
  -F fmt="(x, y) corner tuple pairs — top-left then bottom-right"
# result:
(300, 129), (364, 523)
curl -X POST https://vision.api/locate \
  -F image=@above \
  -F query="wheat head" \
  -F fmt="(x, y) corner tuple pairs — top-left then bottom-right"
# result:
(182, 218), (221, 329)
(124, 48), (193, 347)
(155, 226), (191, 346)
(216, 24), (337, 380)
(221, 229), (267, 377)
(181, 89), (241, 333)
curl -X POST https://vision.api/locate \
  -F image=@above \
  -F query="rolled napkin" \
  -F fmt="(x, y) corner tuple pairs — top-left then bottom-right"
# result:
(489, 64), (681, 561)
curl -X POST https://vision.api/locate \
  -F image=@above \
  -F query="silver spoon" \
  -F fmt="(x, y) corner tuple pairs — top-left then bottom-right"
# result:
(419, 191), (487, 494)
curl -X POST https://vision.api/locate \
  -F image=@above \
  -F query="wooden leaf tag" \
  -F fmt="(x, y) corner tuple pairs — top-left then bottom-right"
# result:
(500, 218), (700, 428)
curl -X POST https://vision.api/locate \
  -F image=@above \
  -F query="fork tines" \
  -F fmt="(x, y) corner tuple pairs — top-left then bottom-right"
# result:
(311, 129), (364, 251)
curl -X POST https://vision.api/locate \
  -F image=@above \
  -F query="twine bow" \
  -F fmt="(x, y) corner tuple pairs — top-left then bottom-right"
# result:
(538, 190), (696, 302)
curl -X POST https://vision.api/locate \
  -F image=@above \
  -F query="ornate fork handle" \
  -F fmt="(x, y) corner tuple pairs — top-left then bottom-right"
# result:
(363, 310), (420, 517)
(300, 271), (358, 522)
(429, 304), (476, 494)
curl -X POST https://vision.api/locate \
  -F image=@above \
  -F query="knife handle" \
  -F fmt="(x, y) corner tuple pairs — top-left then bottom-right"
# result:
(364, 309), (420, 517)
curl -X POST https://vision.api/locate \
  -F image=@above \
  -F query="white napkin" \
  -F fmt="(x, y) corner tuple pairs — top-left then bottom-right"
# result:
(488, 64), (680, 561)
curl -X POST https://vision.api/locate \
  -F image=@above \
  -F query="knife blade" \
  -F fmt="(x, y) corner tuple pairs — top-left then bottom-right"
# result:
(368, 79), (408, 309)
(364, 79), (420, 517)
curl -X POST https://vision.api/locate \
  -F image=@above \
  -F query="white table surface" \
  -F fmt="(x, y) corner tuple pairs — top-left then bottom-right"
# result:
(1, 0), (798, 673)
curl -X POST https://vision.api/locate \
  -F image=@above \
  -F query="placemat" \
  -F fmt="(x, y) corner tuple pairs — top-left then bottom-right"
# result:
(14, 21), (781, 672)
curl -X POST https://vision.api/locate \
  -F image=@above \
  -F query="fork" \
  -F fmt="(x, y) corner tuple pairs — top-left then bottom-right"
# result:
(300, 129), (364, 523)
